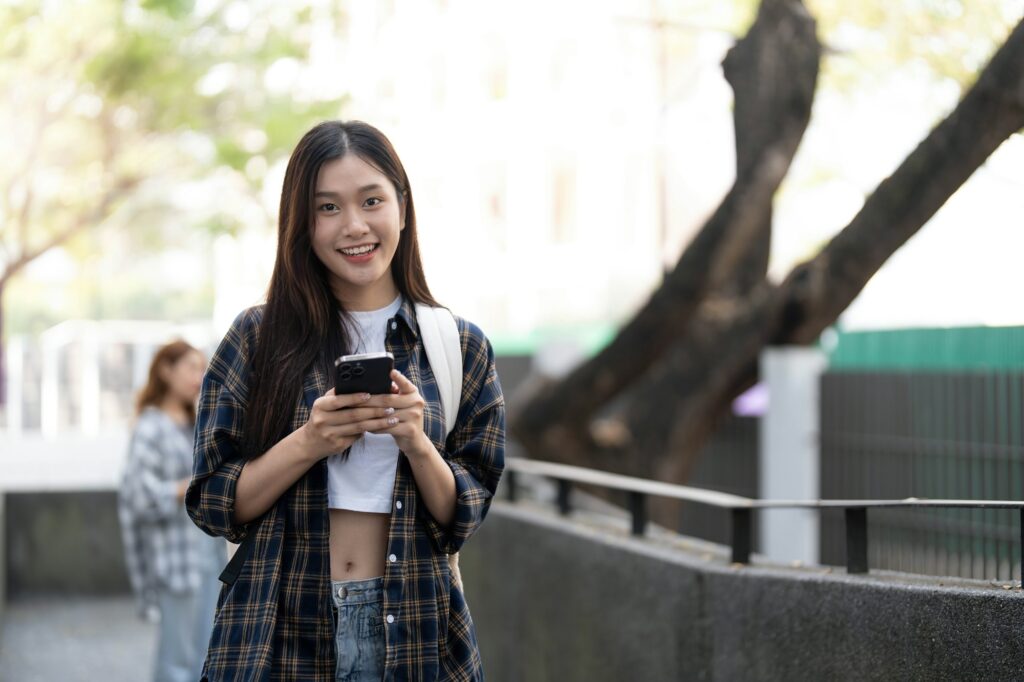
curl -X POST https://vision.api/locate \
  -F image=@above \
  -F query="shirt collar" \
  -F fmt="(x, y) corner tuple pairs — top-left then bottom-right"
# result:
(393, 295), (420, 340)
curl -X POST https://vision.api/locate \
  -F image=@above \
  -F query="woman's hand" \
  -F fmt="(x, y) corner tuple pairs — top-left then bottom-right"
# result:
(233, 389), (396, 525)
(365, 369), (433, 459)
(298, 389), (400, 461)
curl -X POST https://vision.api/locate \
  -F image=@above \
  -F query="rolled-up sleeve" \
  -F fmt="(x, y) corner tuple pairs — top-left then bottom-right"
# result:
(186, 378), (250, 542)
(422, 320), (505, 555)
(185, 309), (257, 543)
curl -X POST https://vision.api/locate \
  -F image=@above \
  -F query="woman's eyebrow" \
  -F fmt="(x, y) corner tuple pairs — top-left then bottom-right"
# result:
(314, 184), (384, 198)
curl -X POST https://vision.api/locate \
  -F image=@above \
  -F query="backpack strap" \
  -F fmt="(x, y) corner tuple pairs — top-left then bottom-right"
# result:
(413, 303), (467, 592)
(413, 304), (462, 436)
(219, 530), (256, 586)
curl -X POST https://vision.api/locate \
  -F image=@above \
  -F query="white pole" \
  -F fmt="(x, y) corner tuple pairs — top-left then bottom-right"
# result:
(5, 335), (24, 435)
(81, 322), (100, 437)
(41, 334), (60, 440)
(759, 346), (827, 565)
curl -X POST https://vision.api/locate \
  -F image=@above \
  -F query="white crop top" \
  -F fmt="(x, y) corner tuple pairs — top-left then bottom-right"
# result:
(327, 294), (403, 513)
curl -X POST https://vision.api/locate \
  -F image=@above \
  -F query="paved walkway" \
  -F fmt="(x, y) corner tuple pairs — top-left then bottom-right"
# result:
(0, 595), (155, 682)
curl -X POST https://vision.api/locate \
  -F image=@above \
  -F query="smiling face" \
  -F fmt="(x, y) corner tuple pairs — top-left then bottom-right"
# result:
(312, 153), (406, 310)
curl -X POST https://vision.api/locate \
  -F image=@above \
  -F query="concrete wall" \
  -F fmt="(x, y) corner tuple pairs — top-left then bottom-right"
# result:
(7, 486), (1024, 681)
(460, 501), (1024, 682)
(4, 491), (130, 597)
(0, 493), (5, 624)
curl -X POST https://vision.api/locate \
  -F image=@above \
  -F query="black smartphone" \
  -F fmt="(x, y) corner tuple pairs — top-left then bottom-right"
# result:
(334, 351), (395, 396)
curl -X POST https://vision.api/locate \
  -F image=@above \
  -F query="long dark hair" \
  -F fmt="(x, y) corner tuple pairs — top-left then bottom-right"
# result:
(136, 340), (201, 424)
(242, 120), (439, 459)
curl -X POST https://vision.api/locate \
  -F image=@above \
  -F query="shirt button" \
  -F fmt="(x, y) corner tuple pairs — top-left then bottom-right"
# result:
(390, 320), (397, 331)
(388, 553), (397, 563)
(386, 614), (395, 624)
(395, 500), (403, 510)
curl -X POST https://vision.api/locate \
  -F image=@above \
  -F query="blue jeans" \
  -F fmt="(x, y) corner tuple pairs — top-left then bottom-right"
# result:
(331, 576), (387, 681)
(154, 563), (221, 682)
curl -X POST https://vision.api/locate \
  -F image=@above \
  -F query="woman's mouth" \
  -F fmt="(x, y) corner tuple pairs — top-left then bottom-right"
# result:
(337, 243), (380, 262)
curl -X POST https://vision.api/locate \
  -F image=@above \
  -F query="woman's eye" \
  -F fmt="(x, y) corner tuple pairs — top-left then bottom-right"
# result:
(319, 203), (339, 212)
(364, 197), (382, 207)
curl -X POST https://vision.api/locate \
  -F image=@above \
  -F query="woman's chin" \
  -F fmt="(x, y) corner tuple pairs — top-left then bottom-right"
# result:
(331, 269), (390, 293)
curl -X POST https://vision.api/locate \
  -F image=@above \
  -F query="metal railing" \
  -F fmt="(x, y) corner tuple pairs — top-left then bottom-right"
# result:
(504, 457), (1024, 577)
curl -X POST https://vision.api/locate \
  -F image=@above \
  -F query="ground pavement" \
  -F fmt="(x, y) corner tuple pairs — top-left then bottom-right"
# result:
(0, 595), (155, 682)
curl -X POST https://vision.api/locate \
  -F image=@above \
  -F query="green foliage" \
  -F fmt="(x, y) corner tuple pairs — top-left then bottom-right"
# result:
(1, 0), (348, 304)
(140, 0), (196, 20)
(725, 0), (1020, 91)
(810, 0), (1018, 92)
(76, 0), (344, 163)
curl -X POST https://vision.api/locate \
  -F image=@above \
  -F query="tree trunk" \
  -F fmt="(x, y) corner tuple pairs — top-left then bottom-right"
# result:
(643, 12), (1024, 492)
(511, 3), (1024, 530)
(511, 0), (821, 470)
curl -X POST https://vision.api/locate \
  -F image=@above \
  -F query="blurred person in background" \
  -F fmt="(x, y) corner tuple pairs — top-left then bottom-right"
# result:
(118, 339), (227, 682)
(186, 120), (504, 681)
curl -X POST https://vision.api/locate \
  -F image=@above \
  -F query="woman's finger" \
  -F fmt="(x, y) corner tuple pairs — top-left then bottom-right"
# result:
(317, 391), (372, 411)
(348, 416), (400, 434)
(363, 393), (422, 410)
(319, 406), (394, 425)
(390, 369), (418, 395)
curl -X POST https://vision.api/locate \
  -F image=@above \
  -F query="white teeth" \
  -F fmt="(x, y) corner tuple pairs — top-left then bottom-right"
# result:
(340, 244), (376, 256)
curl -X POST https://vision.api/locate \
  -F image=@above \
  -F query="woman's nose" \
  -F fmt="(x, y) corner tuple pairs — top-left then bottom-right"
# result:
(340, 210), (371, 236)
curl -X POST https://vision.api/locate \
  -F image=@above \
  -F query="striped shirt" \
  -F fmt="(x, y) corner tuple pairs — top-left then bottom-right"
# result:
(186, 296), (505, 681)
(119, 407), (227, 618)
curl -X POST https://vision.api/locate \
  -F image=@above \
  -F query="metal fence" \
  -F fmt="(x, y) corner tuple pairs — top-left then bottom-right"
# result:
(649, 326), (1024, 582)
(3, 321), (215, 436)
(820, 370), (1024, 581)
(677, 414), (759, 550)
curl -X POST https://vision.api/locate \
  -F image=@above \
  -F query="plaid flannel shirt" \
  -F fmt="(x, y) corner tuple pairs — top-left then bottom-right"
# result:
(119, 407), (226, 618)
(186, 297), (505, 681)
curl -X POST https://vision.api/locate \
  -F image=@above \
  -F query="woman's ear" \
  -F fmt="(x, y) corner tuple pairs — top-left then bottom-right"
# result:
(400, 192), (407, 231)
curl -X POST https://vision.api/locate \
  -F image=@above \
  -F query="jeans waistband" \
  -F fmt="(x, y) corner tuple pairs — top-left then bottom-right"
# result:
(331, 575), (384, 606)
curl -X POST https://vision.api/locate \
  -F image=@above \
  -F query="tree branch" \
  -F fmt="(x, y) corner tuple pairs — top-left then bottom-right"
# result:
(3, 48), (83, 245)
(622, 14), (1024, 485)
(783, 14), (1024, 343)
(0, 175), (141, 287)
(511, 0), (821, 462)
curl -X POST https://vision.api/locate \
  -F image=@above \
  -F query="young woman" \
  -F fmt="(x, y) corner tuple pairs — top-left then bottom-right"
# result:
(186, 120), (505, 681)
(119, 339), (227, 682)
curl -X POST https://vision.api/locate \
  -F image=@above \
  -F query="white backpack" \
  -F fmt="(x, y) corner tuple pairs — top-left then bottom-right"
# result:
(413, 303), (465, 592)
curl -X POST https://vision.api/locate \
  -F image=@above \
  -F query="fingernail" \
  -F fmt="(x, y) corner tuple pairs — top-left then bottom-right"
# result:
(384, 407), (395, 415)
(387, 416), (398, 425)
(361, 393), (371, 401)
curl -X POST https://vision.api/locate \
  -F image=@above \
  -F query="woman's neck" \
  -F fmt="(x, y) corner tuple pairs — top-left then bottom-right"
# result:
(336, 280), (401, 312)
(159, 398), (189, 425)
